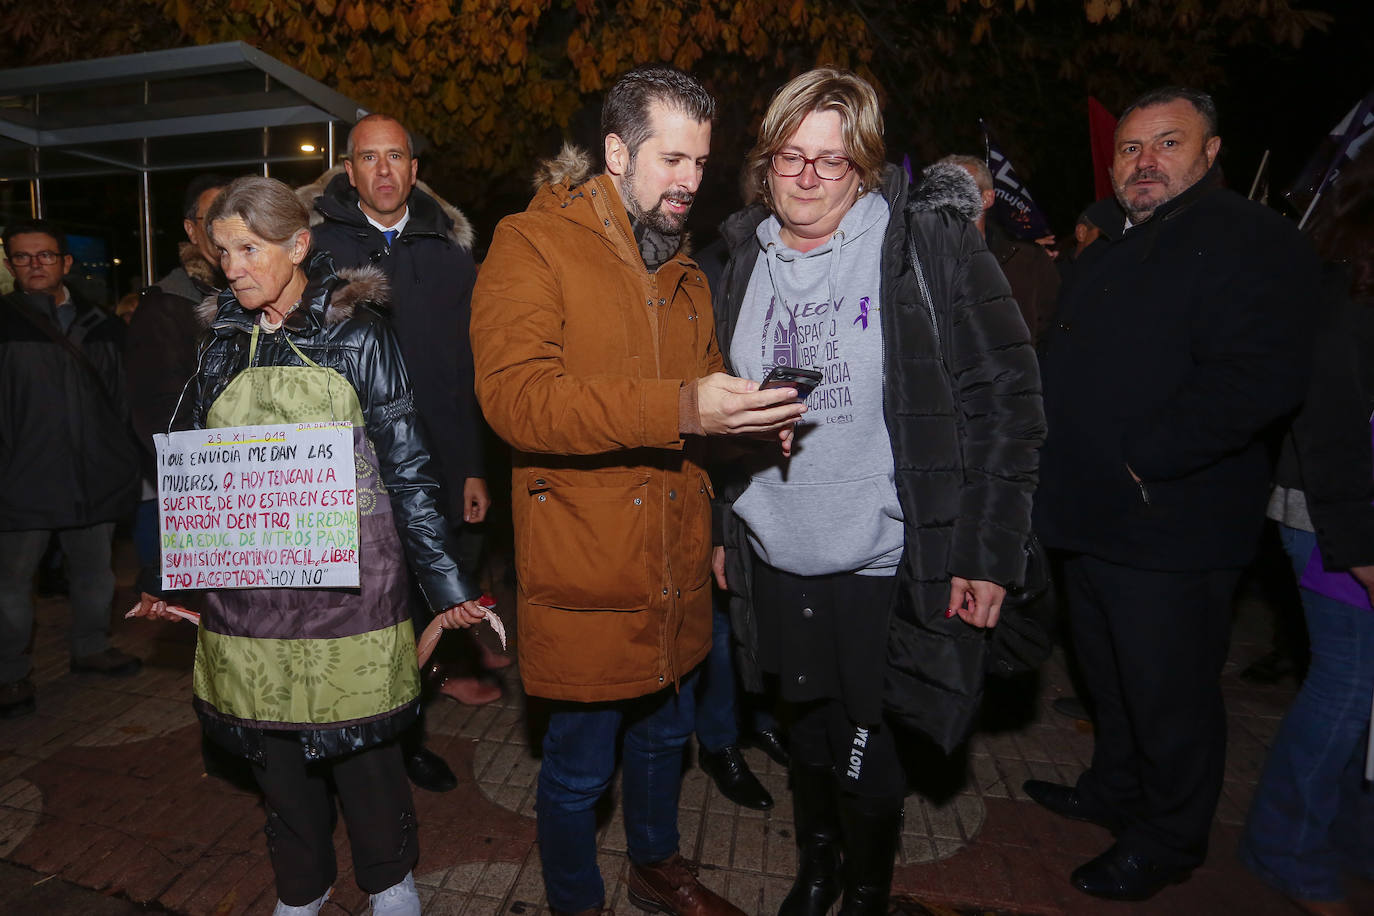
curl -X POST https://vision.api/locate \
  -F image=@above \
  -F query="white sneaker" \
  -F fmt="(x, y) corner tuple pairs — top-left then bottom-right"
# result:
(272, 888), (330, 915)
(369, 871), (421, 915)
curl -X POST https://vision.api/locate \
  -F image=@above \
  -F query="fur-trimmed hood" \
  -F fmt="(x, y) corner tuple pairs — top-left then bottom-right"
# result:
(911, 161), (984, 221)
(525, 143), (695, 258)
(532, 143), (596, 191)
(195, 258), (390, 332)
(179, 242), (221, 290)
(148, 243), (222, 303)
(298, 164), (474, 250)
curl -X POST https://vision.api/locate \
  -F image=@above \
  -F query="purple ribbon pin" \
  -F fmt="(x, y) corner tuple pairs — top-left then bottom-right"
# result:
(854, 297), (871, 329)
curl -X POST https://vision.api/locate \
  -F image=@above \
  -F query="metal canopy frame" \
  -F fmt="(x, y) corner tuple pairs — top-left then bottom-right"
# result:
(0, 42), (370, 284)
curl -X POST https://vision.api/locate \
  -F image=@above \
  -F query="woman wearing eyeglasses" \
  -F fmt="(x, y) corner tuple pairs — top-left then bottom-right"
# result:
(711, 69), (1044, 914)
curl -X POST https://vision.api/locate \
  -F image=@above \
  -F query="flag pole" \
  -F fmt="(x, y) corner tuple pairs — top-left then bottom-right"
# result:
(1298, 184), (1327, 231)
(1298, 87), (1374, 229)
(1248, 149), (1270, 201)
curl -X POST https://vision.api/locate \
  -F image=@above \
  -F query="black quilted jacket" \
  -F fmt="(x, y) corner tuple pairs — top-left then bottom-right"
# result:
(713, 163), (1045, 752)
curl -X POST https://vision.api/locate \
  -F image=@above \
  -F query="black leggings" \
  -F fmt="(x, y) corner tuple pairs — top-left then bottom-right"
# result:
(252, 733), (418, 905)
(790, 698), (906, 800)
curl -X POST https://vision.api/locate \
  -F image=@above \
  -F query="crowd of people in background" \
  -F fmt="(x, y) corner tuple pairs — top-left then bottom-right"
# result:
(1, 62), (1371, 916)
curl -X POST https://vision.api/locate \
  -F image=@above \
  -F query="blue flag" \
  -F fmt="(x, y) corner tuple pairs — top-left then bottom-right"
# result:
(981, 121), (1055, 240)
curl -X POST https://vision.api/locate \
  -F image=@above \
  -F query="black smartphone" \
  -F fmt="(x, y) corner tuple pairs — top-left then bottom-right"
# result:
(760, 365), (823, 400)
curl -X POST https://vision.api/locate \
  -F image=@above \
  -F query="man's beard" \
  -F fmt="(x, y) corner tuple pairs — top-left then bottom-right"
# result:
(1113, 155), (1209, 222)
(624, 159), (693, 235)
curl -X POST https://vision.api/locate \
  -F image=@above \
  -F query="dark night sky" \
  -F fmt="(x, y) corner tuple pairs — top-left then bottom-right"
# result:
(10, 1), (1373, 297)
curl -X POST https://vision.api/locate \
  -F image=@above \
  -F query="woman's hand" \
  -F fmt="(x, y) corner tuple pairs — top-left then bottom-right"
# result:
(125, 592), (196, 623)
(945, 577), (1006, 628)
(712, 546), (727, 590)
(462, 477), (491, 523)
(437, 599), (487, 629)
(1351, 565), (1374, 605)
(417, 599), (497, 668)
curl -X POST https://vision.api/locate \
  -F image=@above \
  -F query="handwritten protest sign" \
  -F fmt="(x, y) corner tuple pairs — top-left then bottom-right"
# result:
(154, 422), (359, 591)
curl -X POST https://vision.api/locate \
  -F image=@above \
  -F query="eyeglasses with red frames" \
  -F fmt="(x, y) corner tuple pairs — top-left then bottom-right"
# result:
(770, 152), (854, 180)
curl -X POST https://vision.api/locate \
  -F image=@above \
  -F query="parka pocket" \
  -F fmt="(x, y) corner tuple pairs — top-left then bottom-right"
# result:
(519, 471), (652, 611)
(676, 471), (714, 589)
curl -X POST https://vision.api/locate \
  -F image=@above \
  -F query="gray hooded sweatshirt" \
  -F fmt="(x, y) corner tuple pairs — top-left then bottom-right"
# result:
(728, 190), (903, 577)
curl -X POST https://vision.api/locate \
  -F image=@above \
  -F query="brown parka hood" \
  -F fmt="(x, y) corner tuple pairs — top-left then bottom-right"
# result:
(532, 142), (597, 192)
(528, 143), (694, 259)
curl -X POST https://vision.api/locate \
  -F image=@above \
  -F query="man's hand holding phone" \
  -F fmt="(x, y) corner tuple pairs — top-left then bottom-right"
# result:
(696, 372), (807, 437)
(759, 365), (823, 400)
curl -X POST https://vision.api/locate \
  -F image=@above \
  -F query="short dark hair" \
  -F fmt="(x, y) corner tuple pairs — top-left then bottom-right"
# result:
(601, 65), (715, 163)
(183, 174), (233, 220)
(345, 114), (416, 160)
(1075, 207), (1098, 230)
(4, 218), (68, 257)
(1118, 86), (1219, 139)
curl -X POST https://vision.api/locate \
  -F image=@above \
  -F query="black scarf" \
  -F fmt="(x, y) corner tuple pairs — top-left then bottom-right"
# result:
(631, 218), (681, 273)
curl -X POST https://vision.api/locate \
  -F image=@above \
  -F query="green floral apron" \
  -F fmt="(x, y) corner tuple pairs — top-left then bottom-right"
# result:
(192, 324), (419, 756)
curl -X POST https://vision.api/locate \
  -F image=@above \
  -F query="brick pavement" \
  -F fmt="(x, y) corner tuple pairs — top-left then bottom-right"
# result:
(1, 540), (1365, 915)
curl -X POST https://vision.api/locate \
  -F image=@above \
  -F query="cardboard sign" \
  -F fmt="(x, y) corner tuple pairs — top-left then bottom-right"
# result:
(155, 422), (359, 590)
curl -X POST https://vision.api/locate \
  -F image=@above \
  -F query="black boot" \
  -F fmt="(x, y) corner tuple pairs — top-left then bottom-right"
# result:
(778, 763), (842, 916)
(836, 792), (903, 916)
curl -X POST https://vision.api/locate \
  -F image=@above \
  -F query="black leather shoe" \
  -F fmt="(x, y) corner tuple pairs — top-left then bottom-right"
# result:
(746, 727), (790, 767)
(405, 745), (458, 793)
(1071, 843), (1191, 901)
(699, 745), (773, 810)
(1023, 779), (1123, 833)
(70, 648), (141, 677)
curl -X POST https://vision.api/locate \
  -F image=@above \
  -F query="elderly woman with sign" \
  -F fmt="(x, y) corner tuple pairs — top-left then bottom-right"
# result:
(128, 175), (486, 916)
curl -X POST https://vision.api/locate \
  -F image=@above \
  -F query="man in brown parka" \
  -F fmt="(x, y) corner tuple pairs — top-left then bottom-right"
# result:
(471, 66), (804, 916)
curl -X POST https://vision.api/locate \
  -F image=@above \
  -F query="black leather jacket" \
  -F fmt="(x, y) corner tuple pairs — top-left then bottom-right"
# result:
(191, 250), (478, 609)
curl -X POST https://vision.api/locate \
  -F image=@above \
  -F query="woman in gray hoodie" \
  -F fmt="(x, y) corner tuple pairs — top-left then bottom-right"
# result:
(712, 69), (1043, 915)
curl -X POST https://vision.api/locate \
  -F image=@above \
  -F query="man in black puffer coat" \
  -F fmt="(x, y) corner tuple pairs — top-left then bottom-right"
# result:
(1030, 87), (1320, 902)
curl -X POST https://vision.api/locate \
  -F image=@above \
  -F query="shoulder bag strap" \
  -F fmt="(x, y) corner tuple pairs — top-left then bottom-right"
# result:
(2, 294), (121, 410)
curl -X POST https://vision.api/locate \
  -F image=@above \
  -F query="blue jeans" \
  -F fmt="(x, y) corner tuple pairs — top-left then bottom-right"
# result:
(132, 499), (163, 595)
(1240, 525), (1374, 900)
(695, 595), (777, 752)
(537, 672), (698, 912)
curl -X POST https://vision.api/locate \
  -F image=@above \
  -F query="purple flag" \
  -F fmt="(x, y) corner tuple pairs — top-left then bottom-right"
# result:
(1288, 86), (1374, 225)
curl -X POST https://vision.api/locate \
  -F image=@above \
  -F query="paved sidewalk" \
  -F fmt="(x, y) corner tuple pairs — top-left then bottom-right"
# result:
(1, 539), (1366, 915)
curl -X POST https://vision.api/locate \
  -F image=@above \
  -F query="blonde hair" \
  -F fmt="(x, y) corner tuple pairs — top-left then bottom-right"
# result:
(205, 175), (310, 248)
(745, 69), (886, 212)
